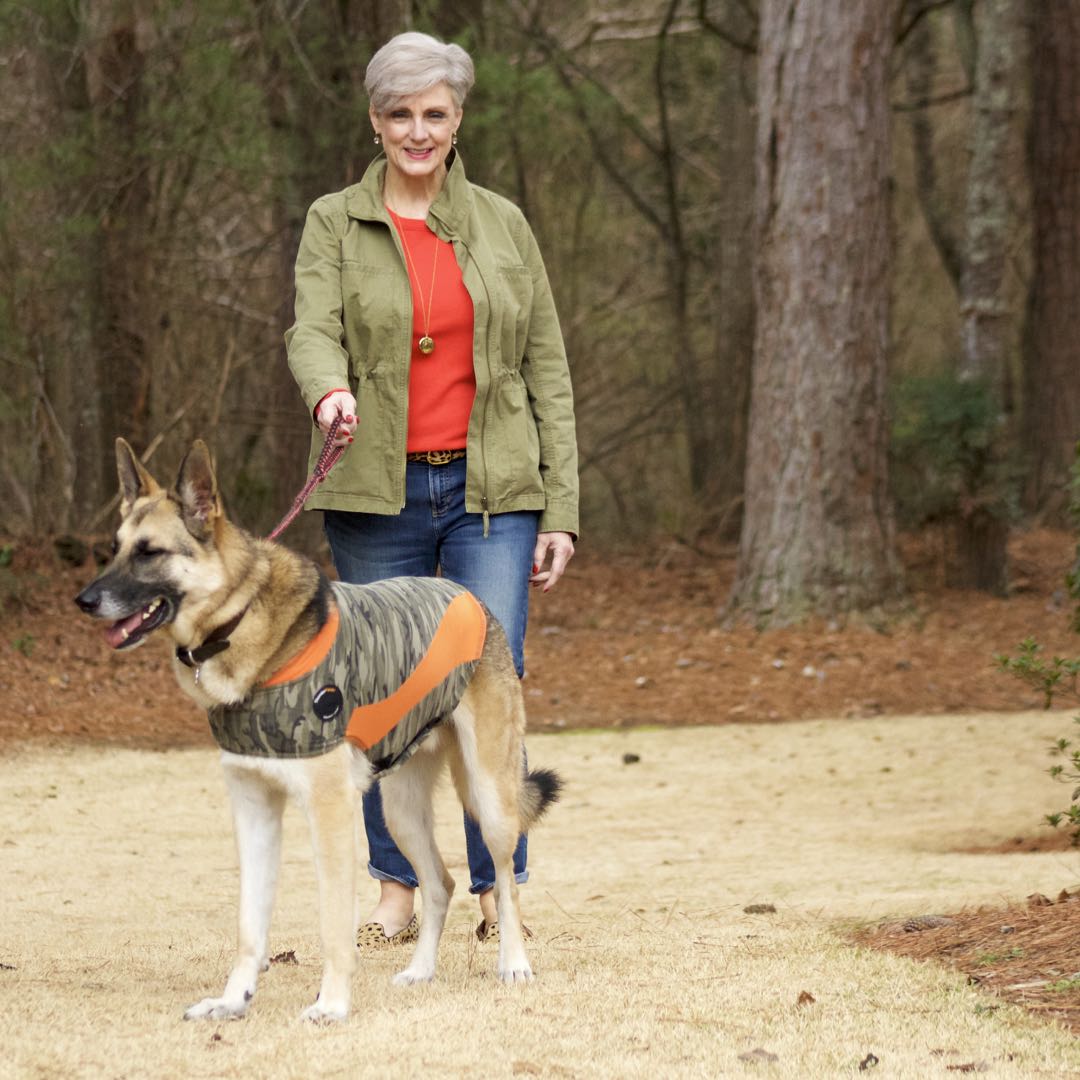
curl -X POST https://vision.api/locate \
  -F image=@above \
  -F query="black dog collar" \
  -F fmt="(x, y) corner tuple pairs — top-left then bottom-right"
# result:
(176, 608), (248, 669)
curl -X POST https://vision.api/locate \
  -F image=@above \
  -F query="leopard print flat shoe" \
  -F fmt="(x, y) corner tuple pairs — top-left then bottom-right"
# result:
(475, 919), (533, 943)
(357, 913), (419, 949)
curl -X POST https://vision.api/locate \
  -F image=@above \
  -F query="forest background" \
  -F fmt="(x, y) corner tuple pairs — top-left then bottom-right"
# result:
(1, 0), (1078, 627)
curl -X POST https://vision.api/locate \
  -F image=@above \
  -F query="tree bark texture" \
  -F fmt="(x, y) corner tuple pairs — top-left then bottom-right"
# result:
(1024, 2), (1080, 518)
(904, 13), (963, 292)
(951, 0), (1025, 594)
(731, 0), (902, 624)
(960, 0), (1024, 392)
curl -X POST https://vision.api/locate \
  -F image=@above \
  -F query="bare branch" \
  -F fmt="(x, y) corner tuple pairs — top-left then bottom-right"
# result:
(83, 396), (199, 531)
(892, 85), (972, 111)
(696, 0), (757, 53)
(895, 0), (956, 47)
(272, 0), (351, 110)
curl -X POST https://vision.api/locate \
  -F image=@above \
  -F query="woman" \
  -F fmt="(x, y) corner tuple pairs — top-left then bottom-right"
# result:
(285, 31), (578, 945)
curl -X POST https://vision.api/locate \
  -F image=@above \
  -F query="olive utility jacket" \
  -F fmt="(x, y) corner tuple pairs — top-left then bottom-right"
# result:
(285, 153), (579, 537)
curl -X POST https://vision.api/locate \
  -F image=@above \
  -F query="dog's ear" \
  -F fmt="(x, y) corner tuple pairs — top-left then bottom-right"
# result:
(175, 440), (221, 541)
(115, 438), (160, 517)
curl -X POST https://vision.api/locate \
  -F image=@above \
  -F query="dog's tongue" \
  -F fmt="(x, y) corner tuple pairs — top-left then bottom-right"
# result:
(104, 610), (145, 649)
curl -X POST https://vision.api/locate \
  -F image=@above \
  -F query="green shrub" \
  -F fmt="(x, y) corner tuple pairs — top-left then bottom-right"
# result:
(890, 372), (1021, 530)
(997, 443), (1080, 842)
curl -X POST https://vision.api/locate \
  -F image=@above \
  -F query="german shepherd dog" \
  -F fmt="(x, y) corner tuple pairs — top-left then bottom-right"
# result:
(75, 439), (560, 1023)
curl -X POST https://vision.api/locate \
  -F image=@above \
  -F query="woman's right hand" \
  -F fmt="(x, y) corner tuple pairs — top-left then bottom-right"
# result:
(315, 390), (358, 447)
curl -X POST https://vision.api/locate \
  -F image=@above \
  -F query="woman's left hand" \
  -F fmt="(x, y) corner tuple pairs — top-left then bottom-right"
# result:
(530, 531), (575, 593)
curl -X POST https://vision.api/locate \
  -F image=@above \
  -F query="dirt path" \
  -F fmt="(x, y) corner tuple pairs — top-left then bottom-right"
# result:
(3, 716), (1079, 1078)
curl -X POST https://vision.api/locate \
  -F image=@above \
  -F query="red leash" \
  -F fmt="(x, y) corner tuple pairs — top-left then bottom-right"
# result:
(267, 417), (346, 541)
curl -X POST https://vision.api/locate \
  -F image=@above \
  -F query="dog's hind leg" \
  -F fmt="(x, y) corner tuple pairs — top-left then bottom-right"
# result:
(299, 753), (359, 1023)
(481, 801), (533, 984)
(448, 698), (534, 984)
(185, 763), (286, 1021)
(379, 745), (455, 985)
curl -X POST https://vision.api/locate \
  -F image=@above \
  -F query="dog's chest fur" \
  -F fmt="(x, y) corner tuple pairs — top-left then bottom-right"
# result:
(207, 578), (485, 774)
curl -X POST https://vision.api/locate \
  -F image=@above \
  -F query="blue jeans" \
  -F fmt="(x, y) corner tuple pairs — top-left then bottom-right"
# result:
(324, 457), (538, 894)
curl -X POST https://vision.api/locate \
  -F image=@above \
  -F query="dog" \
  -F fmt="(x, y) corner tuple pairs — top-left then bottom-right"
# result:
(74, 438), (561, 1023)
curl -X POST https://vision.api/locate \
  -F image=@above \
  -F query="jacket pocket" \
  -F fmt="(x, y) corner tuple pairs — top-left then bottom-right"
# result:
(341, 263), (398, 370)
(490, 371), (543, 500)
(496, 264), (533, 367)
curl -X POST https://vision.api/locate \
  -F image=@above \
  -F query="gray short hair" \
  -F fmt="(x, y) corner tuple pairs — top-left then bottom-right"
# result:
(365, 32), (475, 114)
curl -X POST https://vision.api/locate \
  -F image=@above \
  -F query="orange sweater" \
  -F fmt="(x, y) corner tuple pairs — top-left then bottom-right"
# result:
(389, 210), (477, 452)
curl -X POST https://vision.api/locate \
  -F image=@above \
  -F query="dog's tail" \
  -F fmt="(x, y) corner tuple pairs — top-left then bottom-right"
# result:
(519, 767), (563, 829)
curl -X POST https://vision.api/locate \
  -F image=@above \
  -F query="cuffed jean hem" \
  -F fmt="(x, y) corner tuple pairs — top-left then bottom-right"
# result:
(367, 863), (419, 890)
(468, 871), (529, 895)
(367, 864), (530, 893)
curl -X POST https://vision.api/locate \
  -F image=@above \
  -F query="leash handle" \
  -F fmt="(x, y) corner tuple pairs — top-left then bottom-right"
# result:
(267, 417), (347, 541)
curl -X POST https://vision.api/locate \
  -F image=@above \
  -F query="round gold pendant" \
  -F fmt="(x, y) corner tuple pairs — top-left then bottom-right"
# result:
(418, 335), (435, 355)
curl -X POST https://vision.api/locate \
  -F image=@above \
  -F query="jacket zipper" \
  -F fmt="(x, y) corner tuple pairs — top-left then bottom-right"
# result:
(447, 228), (492, 535)
(384, 212), (411, 509)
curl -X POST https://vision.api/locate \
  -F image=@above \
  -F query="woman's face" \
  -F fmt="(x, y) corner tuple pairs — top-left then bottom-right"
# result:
(371, 83), (462, 186)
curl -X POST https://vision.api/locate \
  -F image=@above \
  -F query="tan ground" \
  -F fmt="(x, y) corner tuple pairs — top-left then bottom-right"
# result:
(3, 715), (1080, 1078)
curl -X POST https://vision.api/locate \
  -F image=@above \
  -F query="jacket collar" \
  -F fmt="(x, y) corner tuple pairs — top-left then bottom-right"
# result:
(345, 150), (474, 239)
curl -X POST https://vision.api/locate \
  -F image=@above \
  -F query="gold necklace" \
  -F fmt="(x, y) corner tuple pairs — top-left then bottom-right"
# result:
(393, 213), (439, 355)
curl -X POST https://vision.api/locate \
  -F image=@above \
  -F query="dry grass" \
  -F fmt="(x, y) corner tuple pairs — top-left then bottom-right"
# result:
(3, 714), (1080, 1077)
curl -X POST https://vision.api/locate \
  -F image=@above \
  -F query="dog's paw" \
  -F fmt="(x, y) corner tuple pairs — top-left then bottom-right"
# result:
(497, 964), (534, 985)
(391, 966), (435, 987)
(183, 995), (250, 1021)
(300, 1000), (348, 1025)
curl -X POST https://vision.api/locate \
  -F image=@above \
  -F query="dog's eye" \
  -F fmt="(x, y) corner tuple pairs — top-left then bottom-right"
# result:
(134, 540), (166, 560)
(111, 537), (119, 556)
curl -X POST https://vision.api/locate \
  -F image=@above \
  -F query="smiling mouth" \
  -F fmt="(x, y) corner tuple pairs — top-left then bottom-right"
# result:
(104, 597), (172, 650)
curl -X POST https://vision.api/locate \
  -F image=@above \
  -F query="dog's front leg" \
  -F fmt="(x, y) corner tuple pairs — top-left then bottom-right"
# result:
(299, 759), (358, 1023)
(185, 765), (285, 1021)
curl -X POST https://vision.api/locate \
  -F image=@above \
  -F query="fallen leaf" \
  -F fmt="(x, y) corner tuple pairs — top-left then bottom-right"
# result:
(796, 990), (816, 1007)
(743, 903), (777, 915)
(858, 1053), (880, 1071)
(270, 950), (297, 965)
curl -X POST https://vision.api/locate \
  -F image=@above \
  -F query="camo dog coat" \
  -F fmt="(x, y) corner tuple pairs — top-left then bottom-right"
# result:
(207, 577), (487, 774)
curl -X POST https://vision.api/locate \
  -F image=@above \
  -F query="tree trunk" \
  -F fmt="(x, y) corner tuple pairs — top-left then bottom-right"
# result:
(951, 511), (1010, 593)
(729, 0), (902, 625)
(1024, 3), (1080, 520)
(949, 0), (1025, 594)
(709, 48), (755, 538)
(83, 5), (152, 466)
(904, 13), (963, 292)
(960, 0), (1023, 393)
